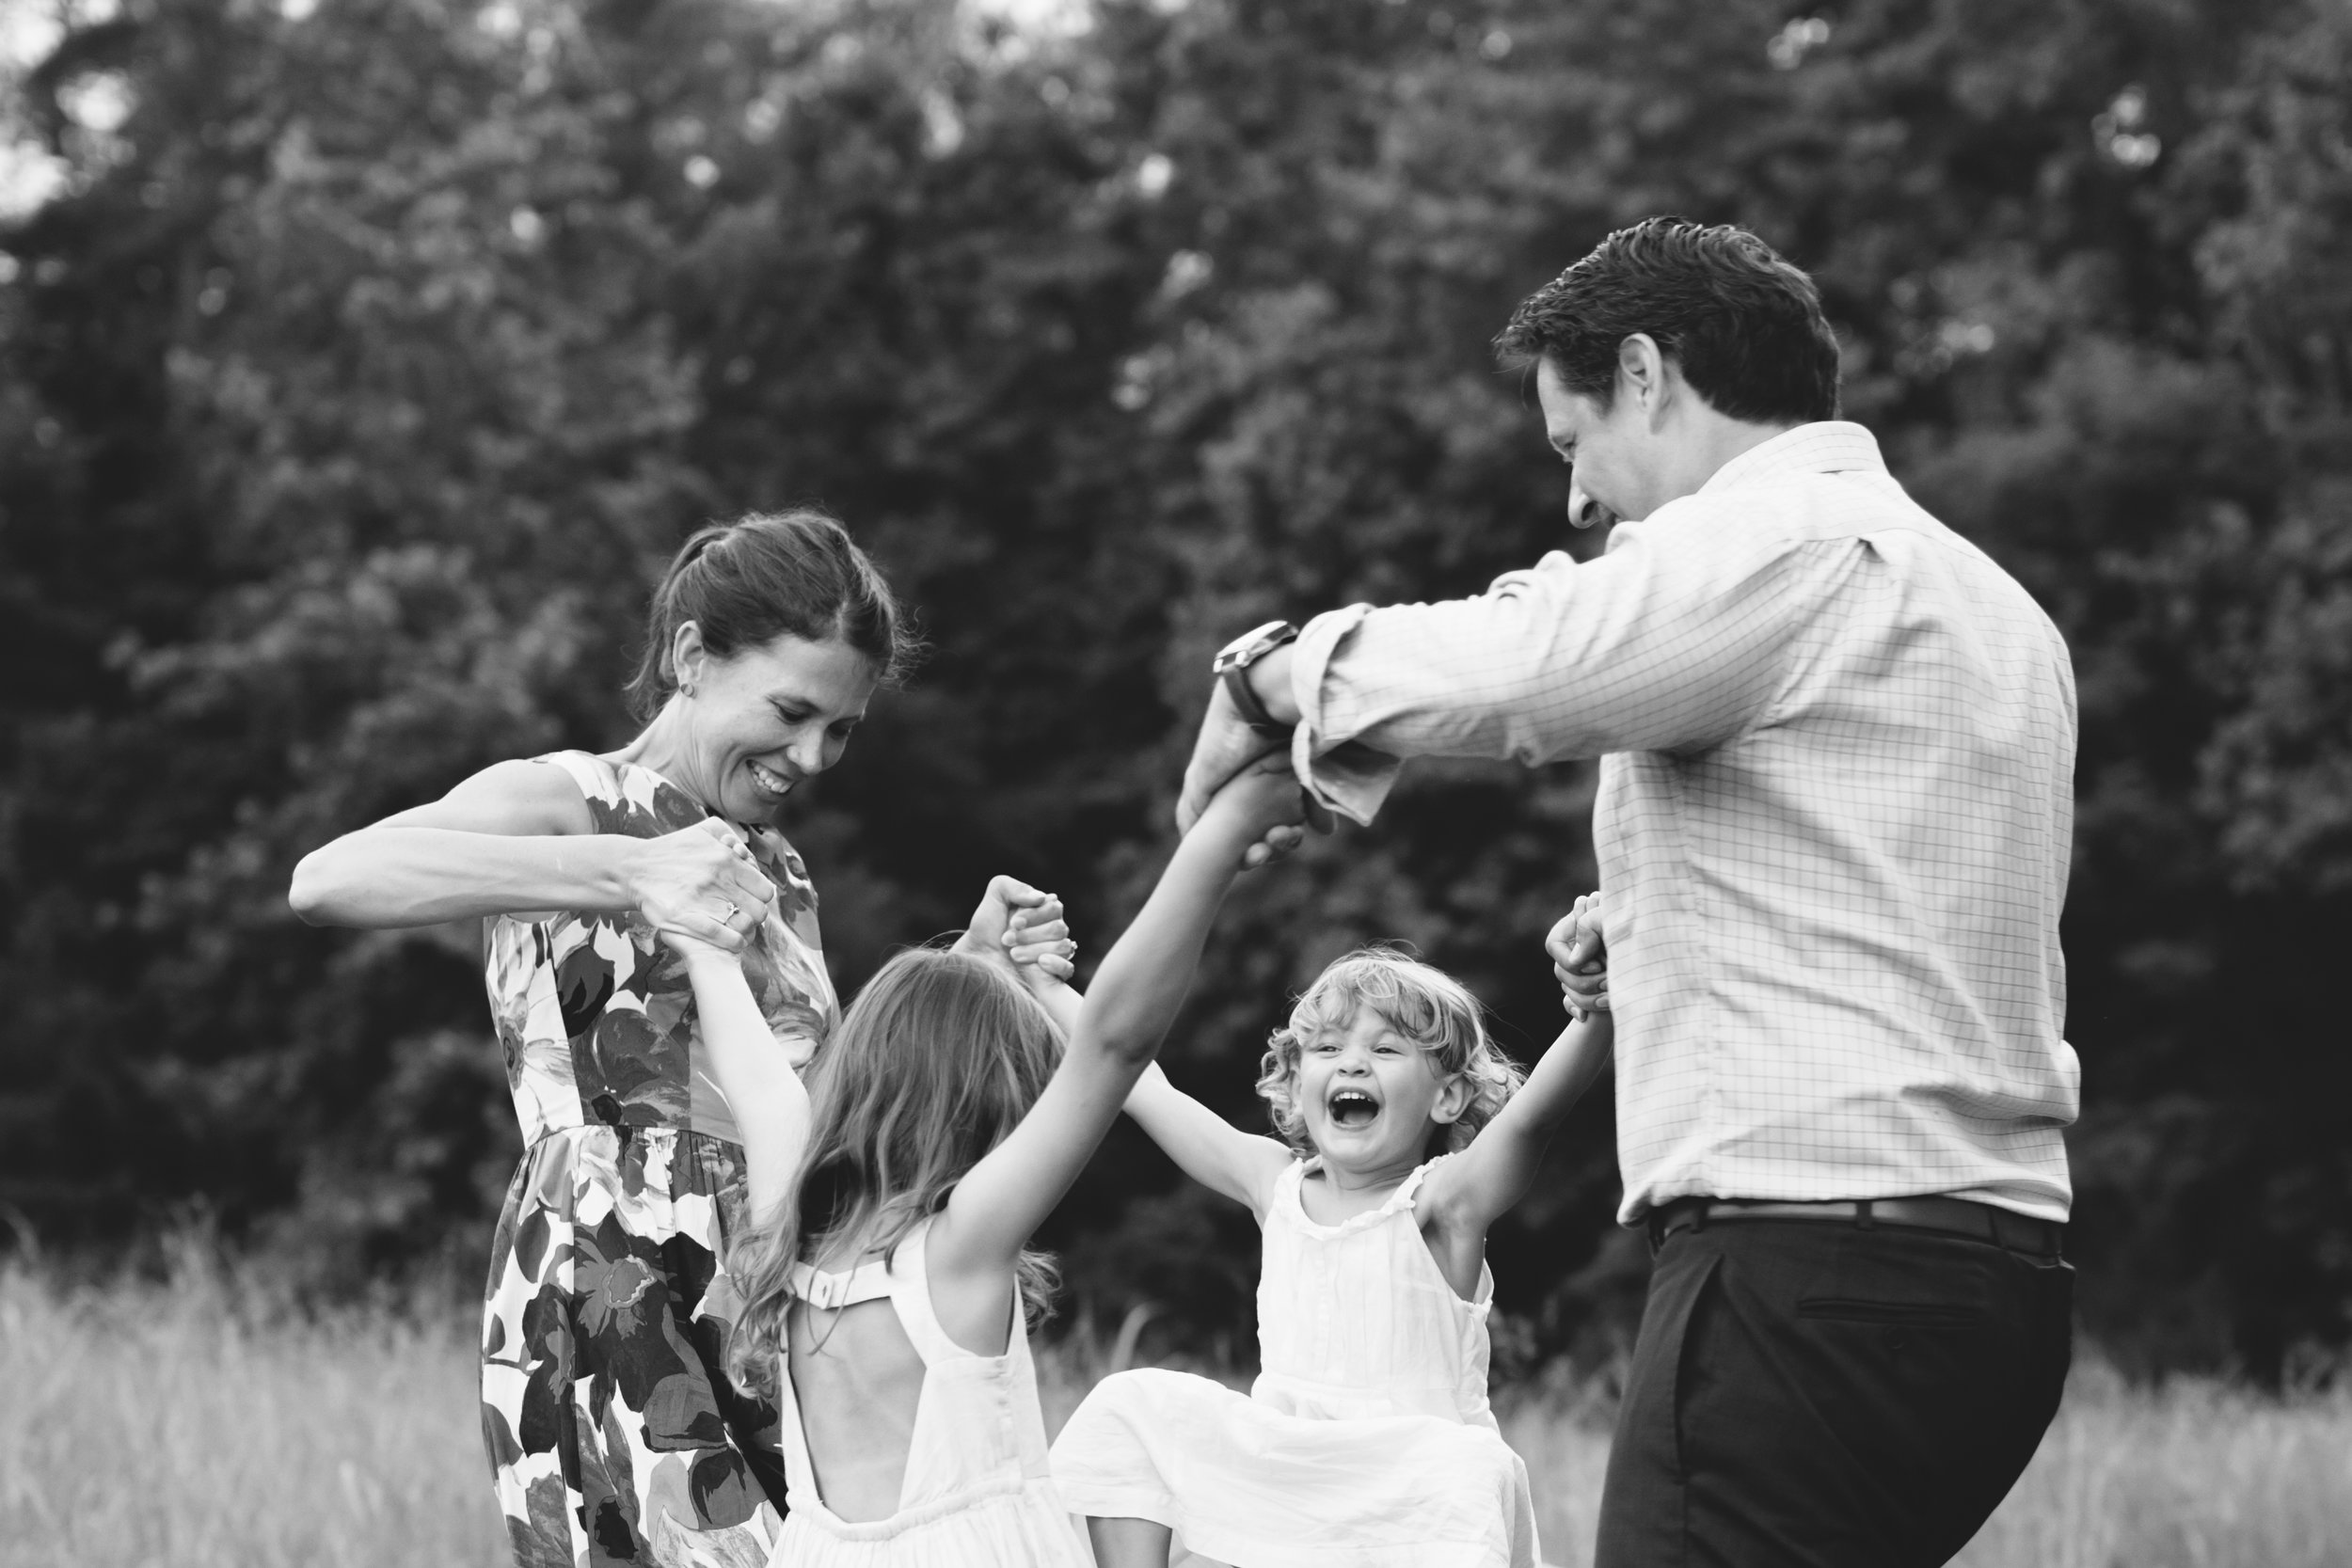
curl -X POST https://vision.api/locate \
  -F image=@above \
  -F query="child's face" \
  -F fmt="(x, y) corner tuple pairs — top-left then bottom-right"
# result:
(1295, 1006), (1470, 1173)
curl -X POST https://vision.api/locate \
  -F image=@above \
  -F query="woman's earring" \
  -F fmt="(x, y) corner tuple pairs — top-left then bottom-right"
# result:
(679, 679), (696, 699)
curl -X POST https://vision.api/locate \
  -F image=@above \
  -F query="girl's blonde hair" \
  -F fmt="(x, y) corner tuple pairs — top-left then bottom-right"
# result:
(725, 947), (1062, 1397)
(1256, 946), (1523, 1157)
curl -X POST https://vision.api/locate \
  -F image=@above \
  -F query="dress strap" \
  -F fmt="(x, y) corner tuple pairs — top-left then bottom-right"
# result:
(787, 1256), (895, 1311)
(1390, 1156), (1447, 1214)
(876, 1222), (976, 1366)
(784, 1223), (975, 1363)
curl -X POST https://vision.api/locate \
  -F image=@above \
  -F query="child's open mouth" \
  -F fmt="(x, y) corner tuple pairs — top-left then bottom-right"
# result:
(1327, 1088), (1380, 1130)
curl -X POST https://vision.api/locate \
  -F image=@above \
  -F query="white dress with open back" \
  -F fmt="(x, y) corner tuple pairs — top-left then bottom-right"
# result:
(761, 1219), (1095, 1567)
(1050, 1157), (1540, 1568)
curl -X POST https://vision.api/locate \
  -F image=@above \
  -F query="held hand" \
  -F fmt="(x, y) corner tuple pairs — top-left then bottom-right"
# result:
(660, 923), (744, 965)
(1195, 754), (1318, 869)
(1004, 895), (1078, 987)
(1175, 681), (1284, 836)
(1238, 793), (1333, 871)
(953, 876), (1068, 980)
(1545, 892), (1610, 1019)
(1006, 901), (1079, 990)
(635, 818), (775, 955)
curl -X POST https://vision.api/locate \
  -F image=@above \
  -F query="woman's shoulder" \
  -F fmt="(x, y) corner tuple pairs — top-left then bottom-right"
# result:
(417, 755), (599, 837)
(532, 751), (707, 837)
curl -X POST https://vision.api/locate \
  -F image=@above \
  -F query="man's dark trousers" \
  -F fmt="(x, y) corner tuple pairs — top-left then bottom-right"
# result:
(1593, 1212), (2073, 1568)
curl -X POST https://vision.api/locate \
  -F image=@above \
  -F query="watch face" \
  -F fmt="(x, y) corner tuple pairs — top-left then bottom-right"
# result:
(1217, 619), (1297, 668)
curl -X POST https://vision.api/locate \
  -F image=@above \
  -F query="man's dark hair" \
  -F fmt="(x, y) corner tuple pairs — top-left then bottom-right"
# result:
(1495, 217), (1840, 424)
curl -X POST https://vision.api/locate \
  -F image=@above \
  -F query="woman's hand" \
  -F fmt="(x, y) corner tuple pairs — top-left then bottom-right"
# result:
(1545, 893), (1610, 1020)
(633, 819), (775, 954)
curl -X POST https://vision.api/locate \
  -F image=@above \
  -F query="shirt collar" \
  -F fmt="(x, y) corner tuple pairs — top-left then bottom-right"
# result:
(1697, 420), (1887, 495)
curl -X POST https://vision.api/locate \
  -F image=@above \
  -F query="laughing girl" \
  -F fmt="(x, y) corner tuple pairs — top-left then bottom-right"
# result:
(1045, 904), (1615, 1568)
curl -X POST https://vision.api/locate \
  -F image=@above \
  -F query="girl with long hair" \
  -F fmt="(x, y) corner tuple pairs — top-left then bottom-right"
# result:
(667, 758), (1305, 1565)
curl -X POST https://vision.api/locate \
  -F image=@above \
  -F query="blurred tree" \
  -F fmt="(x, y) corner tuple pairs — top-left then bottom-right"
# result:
(0, 0), (2344, 1377)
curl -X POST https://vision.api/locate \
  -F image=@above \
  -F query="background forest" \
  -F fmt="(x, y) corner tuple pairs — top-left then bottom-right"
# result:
(2, 0), (2347, 1384)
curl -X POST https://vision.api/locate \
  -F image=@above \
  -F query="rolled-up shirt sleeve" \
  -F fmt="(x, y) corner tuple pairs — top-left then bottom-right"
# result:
(1287, 515), (1812, 824)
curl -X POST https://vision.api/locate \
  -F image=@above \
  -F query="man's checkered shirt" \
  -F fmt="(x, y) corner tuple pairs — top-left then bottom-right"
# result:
(1286, 422), (2078, 1223)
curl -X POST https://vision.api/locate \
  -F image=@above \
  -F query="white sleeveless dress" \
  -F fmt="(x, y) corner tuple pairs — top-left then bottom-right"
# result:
(758, 1221), (1095, 1567)
(1051, 1158), (1540, 1568)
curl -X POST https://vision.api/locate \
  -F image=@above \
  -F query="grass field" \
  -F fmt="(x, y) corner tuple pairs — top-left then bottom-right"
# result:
(3, 1252), (2347, 1568)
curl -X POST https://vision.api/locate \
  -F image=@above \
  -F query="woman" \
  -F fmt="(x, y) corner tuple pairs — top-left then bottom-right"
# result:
(290, 510), (1068, 1568)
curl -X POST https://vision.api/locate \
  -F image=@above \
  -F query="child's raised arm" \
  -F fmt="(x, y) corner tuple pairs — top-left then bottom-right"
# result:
(1422, 895), (1615, 1238)
(668, 823), (811, 1224)
(1014, 913), (1291, 1216)
(936, 758), (1305, 1277)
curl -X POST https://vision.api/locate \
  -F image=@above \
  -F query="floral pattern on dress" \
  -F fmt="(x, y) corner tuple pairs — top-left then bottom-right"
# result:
(479, 751), (836, 1568)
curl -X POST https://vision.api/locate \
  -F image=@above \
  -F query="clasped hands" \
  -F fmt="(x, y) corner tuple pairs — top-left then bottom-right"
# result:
(629, 820), (1076, 986)
(1173, 676), (1329, 870)
(1547, 892), (1610, 1020)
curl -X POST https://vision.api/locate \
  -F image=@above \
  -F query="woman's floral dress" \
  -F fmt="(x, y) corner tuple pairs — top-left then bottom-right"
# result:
(478, 752), (836, 1568)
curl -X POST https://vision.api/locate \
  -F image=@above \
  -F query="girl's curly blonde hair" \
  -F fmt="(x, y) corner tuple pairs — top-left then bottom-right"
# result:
(1256, 946), (1525, 1157)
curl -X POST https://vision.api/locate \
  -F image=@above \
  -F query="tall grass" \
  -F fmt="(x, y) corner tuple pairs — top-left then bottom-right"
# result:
(1948, 1360), (2352, 1568)
(3, 1249), (2347, 1568)
(0, 1243), (501, 1568)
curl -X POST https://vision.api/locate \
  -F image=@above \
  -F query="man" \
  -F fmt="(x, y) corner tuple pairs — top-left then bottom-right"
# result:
(1179, 218), (2078, 1567)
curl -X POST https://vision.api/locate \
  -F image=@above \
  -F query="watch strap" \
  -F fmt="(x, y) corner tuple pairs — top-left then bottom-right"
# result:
(1222, 658), (1289, 736)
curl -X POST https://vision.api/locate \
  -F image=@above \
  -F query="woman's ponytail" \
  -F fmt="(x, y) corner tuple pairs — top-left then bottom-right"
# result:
(626, 509), (920, 719)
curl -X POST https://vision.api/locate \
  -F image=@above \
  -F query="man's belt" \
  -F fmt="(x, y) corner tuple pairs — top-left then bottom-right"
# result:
(1649, 1195), (2065, 1259)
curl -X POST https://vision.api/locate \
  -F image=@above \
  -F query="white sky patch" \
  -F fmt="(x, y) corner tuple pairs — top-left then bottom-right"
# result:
(0, 4), (63, 71)
(58, 69), (132, 132)
(0, 138), (66, 220)
(920, 87), (964, 156)
(965, 0), (1095, 37)
(0, 0), (78, 222)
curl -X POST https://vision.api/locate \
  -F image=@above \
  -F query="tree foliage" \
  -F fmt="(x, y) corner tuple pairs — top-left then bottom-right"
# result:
(2, 0), (2347, 1377)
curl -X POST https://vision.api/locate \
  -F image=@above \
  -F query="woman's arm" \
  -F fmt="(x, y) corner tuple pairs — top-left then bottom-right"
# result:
(288, 759), (773, 950)
(935, 760), (1304, 1275)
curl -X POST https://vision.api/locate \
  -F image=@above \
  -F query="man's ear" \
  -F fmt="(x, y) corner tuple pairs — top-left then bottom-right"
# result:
(1615, 332), (1670, 427)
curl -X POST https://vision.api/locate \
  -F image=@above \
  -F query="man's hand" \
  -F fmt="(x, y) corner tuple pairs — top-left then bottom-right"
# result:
(1177, 644), (1334, 867)
(1188, 753), (1311, 865)
(1175, 679), (1286, 835)
(1545, 892), (1610, 1019)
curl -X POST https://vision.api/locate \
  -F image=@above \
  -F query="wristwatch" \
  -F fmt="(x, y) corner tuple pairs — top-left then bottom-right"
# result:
(1211, 620), (1299, 736)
